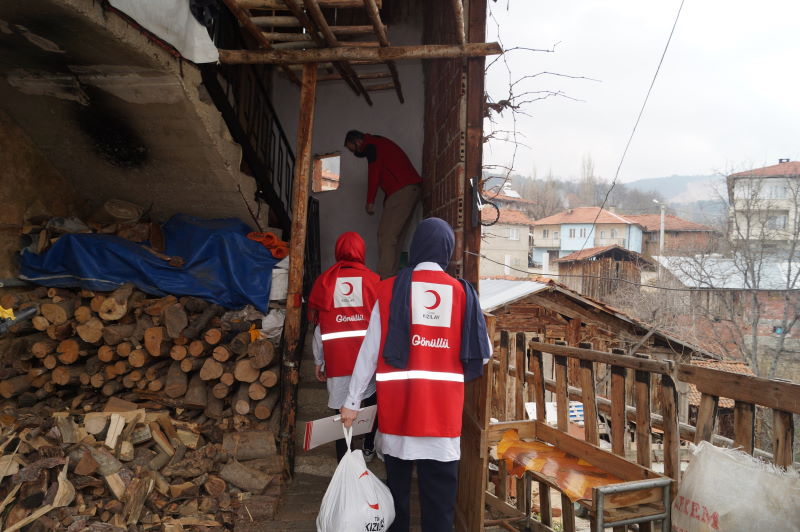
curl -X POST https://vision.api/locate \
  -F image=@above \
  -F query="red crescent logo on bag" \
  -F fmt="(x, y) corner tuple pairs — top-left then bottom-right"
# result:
(341, 281), (354, 296)
(424, 289), (441, 309)
(359, 471), (369, 478)
(369, 503), (380, 510)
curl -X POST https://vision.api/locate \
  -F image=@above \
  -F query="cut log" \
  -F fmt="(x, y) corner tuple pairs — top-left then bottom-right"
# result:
(0, 374), (32, 398)
(184, 375), (207, 408)
(211, 383), (229, 399)
(98, 345), (117, 363)
(32, 315), (50, 331)
(253, 391), (280, 421)
(203, 328), (223, 346)
(99, 283), (135, 321)
(233, 384), (251, 415)
(203, 475), (226, 497)
(76, 317), (104, 344)
(116, 341), (133, 357)
(90, 372), (105, 389)
(145, 360), (170, 380)
(164, 362), (188, 399)
(31, 338), (57, 358)
(219, 460), (273, 492)
(182, 296), (209, 314)
(46, 321), (73, 341)
(259, 369), (279, 388)
(248, 382), (267, 401)
(52, 365), (84, 386)
(204, 393), (224, 419)
(229, 332), (251, 356)
(85, 355), (104, 375)
(41, 299), (75, 325)
(248, 340), (276, 369)
(220, 371), (235, 386)
(90, 294), (106, 313)
(103, 324), (136, 346)
(163, 304), (188, 339)
(143, 295), (178, 317)
(113, 360), (132, 376)
(57, 338), (86, 364)
(128, 349), (150, 368)
(199, 359), (224, 381)
(144, 327), (169, 356)
(188, 339), (209, 357)
(43, 354), (58, 370)
(73, 305), (93, 324)
(147, 379), (164, 392)
(234, 359), (260, 383)
(183, 304), (223, 339)
(179, 357), (204, 373)
(131, 315), (153, 346)
(170, 345), (188, 361)
(222, 431), (277, 460)
(149, 422), (175, 457)
(212, 345), (232, 362)
(102, 380), (122, 396)
(47, 287), (73, 301)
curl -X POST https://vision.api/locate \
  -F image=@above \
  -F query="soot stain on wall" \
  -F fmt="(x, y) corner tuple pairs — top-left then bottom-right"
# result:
(75, 88), (148, 168)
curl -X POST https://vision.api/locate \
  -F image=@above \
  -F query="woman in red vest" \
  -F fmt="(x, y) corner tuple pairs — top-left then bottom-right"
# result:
(308, 231), (380, 461)
(341, 218), (492, 531)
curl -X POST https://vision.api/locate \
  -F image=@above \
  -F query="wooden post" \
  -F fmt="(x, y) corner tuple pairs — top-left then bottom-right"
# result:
(772, 409), (795, 468)
(634, 354), (652, 532)
(279, 63), (318, 474)
(733, 400), (756, 455)
(578, 341), (599, 446)
(553, 341), (569, 432)
(660, 373), (680, 495)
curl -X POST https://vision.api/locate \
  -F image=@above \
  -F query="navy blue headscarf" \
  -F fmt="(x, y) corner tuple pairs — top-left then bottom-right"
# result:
(383, 218), (490, 381)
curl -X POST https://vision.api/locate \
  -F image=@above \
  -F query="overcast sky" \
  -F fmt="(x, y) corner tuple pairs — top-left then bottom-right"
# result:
(482, 0), (800, 183)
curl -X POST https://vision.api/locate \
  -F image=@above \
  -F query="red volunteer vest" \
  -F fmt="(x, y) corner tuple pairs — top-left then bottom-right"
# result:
(375, 270), (465, 437)
(318, 270), (377, 377)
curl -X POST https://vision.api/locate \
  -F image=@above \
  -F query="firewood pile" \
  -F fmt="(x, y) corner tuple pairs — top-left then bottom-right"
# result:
(0, 284), (287, 530)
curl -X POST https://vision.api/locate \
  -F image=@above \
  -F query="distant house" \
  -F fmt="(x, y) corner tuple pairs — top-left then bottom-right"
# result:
(483, 183), (537, 218)
(726, 159), (800, 252)
(530, 207), (644, 267)
(480, 208), (535, 278)
(555, 245), (652, 301)
(625, 214), (716, 257)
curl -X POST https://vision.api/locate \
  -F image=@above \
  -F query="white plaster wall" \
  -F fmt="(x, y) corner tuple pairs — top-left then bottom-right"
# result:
(271, 20), (424, 273)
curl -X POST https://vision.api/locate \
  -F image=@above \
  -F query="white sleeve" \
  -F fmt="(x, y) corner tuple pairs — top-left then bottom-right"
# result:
(484, 333), (493, 365)
(312, 325), (324, 367)
(343, 305), (382, 409)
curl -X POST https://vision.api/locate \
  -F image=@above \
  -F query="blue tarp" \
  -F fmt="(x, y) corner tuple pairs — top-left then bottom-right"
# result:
(19, 215), (279, 311)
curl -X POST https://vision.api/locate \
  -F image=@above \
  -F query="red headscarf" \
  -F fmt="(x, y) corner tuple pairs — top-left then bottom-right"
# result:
(307, 232), (377, 320)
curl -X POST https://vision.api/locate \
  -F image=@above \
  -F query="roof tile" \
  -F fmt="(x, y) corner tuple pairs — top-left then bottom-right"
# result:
(624, 214), (713, 232)
(686, 359), (755, 408)
(532, 207), (638, 226)
(729, 160), (800, 178)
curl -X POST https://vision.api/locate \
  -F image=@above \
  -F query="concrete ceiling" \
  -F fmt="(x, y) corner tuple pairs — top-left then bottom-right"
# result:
(0, 0), (259, 225)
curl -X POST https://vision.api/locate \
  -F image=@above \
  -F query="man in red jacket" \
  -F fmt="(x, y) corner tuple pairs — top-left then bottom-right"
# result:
(345, 130), (422, 280)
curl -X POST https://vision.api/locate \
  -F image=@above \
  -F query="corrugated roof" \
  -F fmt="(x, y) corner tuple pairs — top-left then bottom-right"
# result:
(556, 245), (618, 262)
(532, 207), (638, 226)
(655, 255), (799, 290)
(729, 160), (800, 179)
(482, 208), (537, 226)
(479, 279), (548, 311)
(488, 193), (536, 205)
(624, 214), (713, 232)
(686, 359), (755, 408)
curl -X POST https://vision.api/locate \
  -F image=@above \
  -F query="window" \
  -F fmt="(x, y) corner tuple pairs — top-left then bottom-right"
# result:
(312, 153), (341, 192)
(610, 228), (618, 238)
(579, 228), (587, 238)
(568, 228), (576, 238)
(765, 213), (788, 230)
(600, 230), (607, 239)
(553, 231), (559, 240)
(542, 229), (549, 239)
(509, 227), (520, 240)
(767, 184), (788, 199)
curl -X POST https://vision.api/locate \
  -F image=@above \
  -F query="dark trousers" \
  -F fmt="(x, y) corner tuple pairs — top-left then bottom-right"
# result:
(384, 454), (459, 532)
(334, 392), (377, 462)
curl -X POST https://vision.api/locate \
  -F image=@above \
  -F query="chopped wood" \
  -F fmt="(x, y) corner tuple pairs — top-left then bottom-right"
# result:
(219, 460), (273, 492)
(128, 349), (150, 368)
(204, 393), (223, 420)
(32, 315), (50, 331)
(234, 359), (260, 383)
(248, 381), (267, 401)
(57, 338), (85, 364)
(170, 345), (188, 361)
(52, 365), (84, 386)
(98, 284), (135, 321)
(116, 341), (133, 357)
(211, 345), (231, 362)
(89, 294), (106, 313)
(76, 317), (104, 344)
(144, 327), (169, 357)
(184, 375), (207, 409)
(122, 475), (154, 524)
(102, 380), (122, 397)
(233, 385), (251, 415)
(143, 295), (178, 316)
(164, 362), (188, 399)
(179, 357), (204, 373)
(220, 372), (235, 387)
(41, 299), (75, 325)
(46, 321), (73, 341)
(163, 303), (188, 339)
(203, 475), (226, 497)
(203, 327), (223, 346)
(73, 306), (93, 324)
(229, 332), (251, 356)
(0, 375), (32, 398)
(183, 304), (223, 340)
(187, 339), (207, 357)
(104, 472), (127, 500)
(247, 340), (275, 369)
(148, 423), (175, 457)
(31, 338), (57, 358)
(222, 431), (276, 460)
(74, 452), (99, 476)
(199, 359), (223, 381)
(259, 370), (279, 388)
(253, 391), (279, 421)
(102, 324), (135, 346)
(97, 345), (116, 363)
(104, 414), (126, 450)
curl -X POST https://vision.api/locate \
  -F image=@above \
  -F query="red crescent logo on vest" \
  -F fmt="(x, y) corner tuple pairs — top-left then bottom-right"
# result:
(424, 289), (442, 309)
(341, 281), (354, 296)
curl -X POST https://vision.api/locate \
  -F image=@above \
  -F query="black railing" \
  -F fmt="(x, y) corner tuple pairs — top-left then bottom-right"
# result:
(203, 7), (296, 233)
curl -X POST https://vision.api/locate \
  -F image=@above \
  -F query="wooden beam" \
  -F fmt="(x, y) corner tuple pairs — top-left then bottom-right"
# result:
(526, 292), (642, 342)
(262, 31), (313, 42)
(218, 42), (502, 64)
(528, 341), (671, 374)
(364, 82), (394, 91)
(221, 0), (299, 84)
(330, 25), (377, 35)
(362, 0), (404, 103)
(302, 0), (373, 105)
(677, 364), (800, 415)
(451, 0), (466, 44)
(251, 15), (304, 27)
(240, 0), (379, 8)
(317, 71), (392, 82)
(279, 63), (317, 471)
(278, 0), (363, 98)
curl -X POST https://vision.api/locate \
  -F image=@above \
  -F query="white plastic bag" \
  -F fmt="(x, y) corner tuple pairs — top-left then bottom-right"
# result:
(672, 441), (800, 532)
(317, 427), (394, 532)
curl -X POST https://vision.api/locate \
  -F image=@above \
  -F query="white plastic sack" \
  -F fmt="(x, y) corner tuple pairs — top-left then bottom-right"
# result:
(317, 427), (394, 532)
(672, 441), (800, 532)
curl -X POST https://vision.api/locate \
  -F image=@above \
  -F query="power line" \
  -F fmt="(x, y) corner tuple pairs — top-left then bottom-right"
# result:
(467, 250), (700, 292)
(578, 0), (687, 251)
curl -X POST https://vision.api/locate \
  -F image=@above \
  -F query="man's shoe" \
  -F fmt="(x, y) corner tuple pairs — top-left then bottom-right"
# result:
(363, 448), (376, 463)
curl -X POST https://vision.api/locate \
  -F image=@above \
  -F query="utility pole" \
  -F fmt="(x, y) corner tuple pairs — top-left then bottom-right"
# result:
(653, 199), (666, 278)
